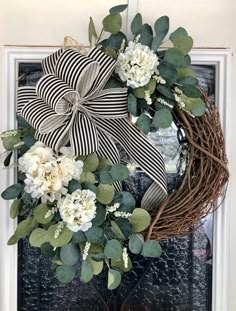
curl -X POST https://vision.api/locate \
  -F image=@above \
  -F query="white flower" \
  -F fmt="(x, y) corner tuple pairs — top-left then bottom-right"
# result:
(57, 189), (97, 232)
(114, 211), (132, 218)
(122, 247), (129, 269)
(106, 203), (120, 214)
(153, 75), (166, 85)
(54, 221), (65, 239)
(116, 42), (159, 88)
(156, 97), (174, 109)
(18, 142), (83, 203)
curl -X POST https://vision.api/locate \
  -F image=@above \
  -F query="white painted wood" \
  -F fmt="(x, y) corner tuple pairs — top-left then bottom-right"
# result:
(126, 0), (138, 39)
(0, 47), (232, 311)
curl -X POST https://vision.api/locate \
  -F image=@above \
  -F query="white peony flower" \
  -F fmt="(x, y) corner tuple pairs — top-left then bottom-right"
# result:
(57, 189), (97, 232)
(18, 142), (83, 203)
(116, 41), (159, 88)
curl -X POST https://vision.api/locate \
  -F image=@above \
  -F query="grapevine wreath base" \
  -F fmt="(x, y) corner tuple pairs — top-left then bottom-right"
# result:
(146, 93), (229, 240)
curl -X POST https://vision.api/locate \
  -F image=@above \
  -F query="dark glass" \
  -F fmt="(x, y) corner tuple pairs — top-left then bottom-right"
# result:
(17, 62), (215, 311)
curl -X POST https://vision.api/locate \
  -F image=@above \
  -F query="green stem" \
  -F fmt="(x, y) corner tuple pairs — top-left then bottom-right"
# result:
(96, 28), (105, 46)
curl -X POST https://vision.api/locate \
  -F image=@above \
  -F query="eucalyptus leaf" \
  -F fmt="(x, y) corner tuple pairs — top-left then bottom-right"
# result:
(129, 208), (151, 232)
(151, 34), (166, 51)
(131, 13), (142, 35)
(85, 226), (103, 243)
(169, 27), (188, 42)
(33, 203), (53, 224)
(82, 153), (99, 172)
(71, 231), (86, 243)
(106, 32), (127, 49)
(136, 113), (151, 134)
(115, 218), (133, 239)
(117, 191), (136, 213)
(41, 243), (55, 257)
(92, 204), (106, 226)
(1, 132), (22, 151)
(16, 115), (31, 128)
(157, 61), (177, 85)
(173, 35), (193, 55)
(97, 184), (114, 205)
(1, 183), (23, 200)
(29, 228), (49, 247)
(10, 199), (22, 219)
(60, 243), (80, 266)
(153, 109), (173, 128)
(141, 240), (162, 258)
(81, 182), (97, 194)
(98, 171), (114, 184)
(23, 134), (36, 148)
(68, 179), (82, 193)
(138, 26), (153, 47)
(48, 225), (73, 248)
(191, 99), (206, 116)
(56, 265), (76, 283)
(80, 260), (94, 283)
(154, 16), (169, 36)
(181, 85), (201, 98)
(104, 239), (123, 260)
(80, 172), (96, 184)
(177, 67), (196, 79)
(110, 164), (129, 181)
(111, 257), (132, 272)
(4, 151), (13, 167)
(110, 221), (126, 240)
(164, 48), (185, 67)
(105, 48), (117, 59)
(128, 94), (138, 116)
(108, 269), (122, 290)
(177, 76), (198, 86)
(129, 233), (144, 254)
(109, 4), (128, 14)
(103, 14), (122, 34)
(157, 85), (175, 101)
(87, 257), (104, 275)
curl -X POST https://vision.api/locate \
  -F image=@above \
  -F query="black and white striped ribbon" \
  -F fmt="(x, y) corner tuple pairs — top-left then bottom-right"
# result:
(17, 47), (167, 210)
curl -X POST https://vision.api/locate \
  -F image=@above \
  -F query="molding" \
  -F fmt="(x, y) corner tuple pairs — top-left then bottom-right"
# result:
(0, 47), (232, 311)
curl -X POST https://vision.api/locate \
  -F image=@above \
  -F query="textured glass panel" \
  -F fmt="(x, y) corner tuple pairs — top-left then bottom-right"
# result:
(17, 62), (215, 311)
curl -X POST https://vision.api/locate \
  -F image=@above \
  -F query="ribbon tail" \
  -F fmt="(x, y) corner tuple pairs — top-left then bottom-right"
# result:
(94, 117), (168, 210)
(96, 129), (122, 192)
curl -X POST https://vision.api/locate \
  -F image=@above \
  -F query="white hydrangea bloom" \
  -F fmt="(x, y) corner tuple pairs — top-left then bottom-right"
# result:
(18, 142), (83, 203)
(57, 189), (97, 232)
(116, 42), (159, 88)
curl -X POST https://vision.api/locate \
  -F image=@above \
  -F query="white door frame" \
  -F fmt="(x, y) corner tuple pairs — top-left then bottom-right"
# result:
(0, 46), (232, 311)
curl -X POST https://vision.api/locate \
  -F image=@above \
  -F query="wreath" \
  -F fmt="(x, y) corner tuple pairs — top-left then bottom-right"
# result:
(0, 4), (228, 289)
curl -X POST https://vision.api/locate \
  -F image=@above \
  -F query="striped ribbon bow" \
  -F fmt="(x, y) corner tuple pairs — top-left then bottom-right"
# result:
(17, 47), (167, 209)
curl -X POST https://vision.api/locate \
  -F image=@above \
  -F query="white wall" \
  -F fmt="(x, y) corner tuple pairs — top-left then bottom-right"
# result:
(0, 0), (235, 309)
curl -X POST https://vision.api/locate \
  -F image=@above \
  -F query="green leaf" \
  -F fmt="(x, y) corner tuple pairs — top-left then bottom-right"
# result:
(56, 265), (76, 283)
(177, 67), (196, 79)
(1, 132), (22, 151)
(87, 257), (104, 275)
(105, 47), (117, 59)
(177, 76), (198, 86)
(111, 257), (132, 272)
(16, 115), (31, 128)
(110, 164), (129, 181)
(109, 4), (128, 14)
(98, 171), (114, 184)
(106, 32), (127, 49)
(129, 233), (144, 254)
(33, 203), (53, 224)
(80, 172), (96, 184)
(4, 151), (13, 167)
(91, 253), (105, 262)
(81, 182), (97, 194)
(29, 228), (49, 247)
(128, 94), (138, 116)
(173, 36), (193, 55)
(85, 226), (103, 243)
(129, 208), (151, 232)
(108, 269), (121, 290)
(182, 54), (191, 67)
(71, 231), (86, 243)
(157, 85), (175, 101)
(82, 153), (99, 172)
(169, 27), (188, 42)
(104, 239), (123, 260)
(153, 109), (173, 129)
(191, 99), (206, 116)
(8, 216), (38, 245)
(131, 13), (142, 35)
(151, 34), (166, 51)
(157, 61), (177, 86)
(68, 179), (82, 193)
(181, 85), (201, 98)
(154, 16), (169, 37)
(141, 240), (162, 257)
(116, 192), (136, 213)
(88, 17), (97, 46)
(103, 14), (122, 34)
(48, 225), (73, 248)
(110, 221), (126, 240)
(138, 25), (153, 47)
(97, 184), (114, 205)
(60, 243), (80, 266)
(10, 199), (22, 219)
(80, 260), (94, 283)
(115, 218), (133, 239)
(136, 113), (151, 134)
(98, 157), (112, 169)
(1, 183), (23, 200)
(23, 134), (36, 148)
(41, 243), (55, 257)
(164, 48), (185, 67)
(92, 204), (106, 226)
